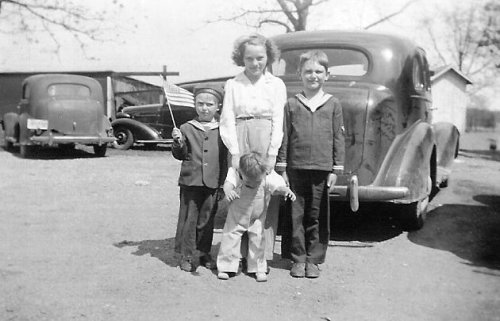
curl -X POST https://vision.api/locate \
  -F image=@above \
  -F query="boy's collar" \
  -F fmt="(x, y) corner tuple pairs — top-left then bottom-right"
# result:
(296, 92), (332, 110)
(188, 119), (219, 131)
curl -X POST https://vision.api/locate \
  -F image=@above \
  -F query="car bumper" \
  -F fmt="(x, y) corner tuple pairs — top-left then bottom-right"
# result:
(330, 175), (409, 212)
(30, 135), (116, 146)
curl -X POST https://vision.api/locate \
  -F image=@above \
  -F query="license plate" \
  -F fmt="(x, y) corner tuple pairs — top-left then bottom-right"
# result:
(27, 118), (49, 130)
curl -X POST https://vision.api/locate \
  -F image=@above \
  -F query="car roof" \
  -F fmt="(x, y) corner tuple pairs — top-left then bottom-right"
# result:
(23, 73), (101, 89)
(22, 74), (103, 99)
(272, 30), (418, 52)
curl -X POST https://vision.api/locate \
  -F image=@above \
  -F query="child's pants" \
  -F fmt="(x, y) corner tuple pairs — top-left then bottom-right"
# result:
(287, 169), (330, 264)
(217, 184), (268, 274)
(174, 186), (217, 260)
(234, 117), (278, 260)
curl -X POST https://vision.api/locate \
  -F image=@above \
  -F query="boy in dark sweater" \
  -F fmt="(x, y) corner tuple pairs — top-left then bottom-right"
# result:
(276, 50), (345, 278)
(172, 84), (227, 272)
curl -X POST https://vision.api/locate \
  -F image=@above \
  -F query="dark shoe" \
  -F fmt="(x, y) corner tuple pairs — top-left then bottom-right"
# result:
(180, 260), (193, 272)
(200, 254), (216, 270)
(290, 262), (305, 278)
(305, 262), (320, 278)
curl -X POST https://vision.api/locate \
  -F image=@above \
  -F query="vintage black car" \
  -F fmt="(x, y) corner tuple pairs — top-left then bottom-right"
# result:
(111, 103), (197, 150)
(181, 30), (460, 230)
(2, 74), (115, 157)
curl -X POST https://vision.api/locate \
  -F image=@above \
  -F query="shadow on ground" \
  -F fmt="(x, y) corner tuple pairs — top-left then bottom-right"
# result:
(114, 238), (179, 268)
(409, 195), (500, 270)
(330, 202), (403, 243)
(3, 145), (103, 159)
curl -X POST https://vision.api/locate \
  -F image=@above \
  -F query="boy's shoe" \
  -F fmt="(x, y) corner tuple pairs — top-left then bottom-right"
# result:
(255, 272), (267, 282)
(290, 262), (306, 278)
(217, 272), (229, 280)
(180, 260), (193, 272)
(200, 254), (216, 270)
(305, 262), (320, 278)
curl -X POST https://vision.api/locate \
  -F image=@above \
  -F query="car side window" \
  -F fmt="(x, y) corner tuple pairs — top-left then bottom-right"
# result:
(272, 48), (369, 77)
(22, 83), (29, 100)
(412, 56), (425, 91)
(422, 55), (432, 91)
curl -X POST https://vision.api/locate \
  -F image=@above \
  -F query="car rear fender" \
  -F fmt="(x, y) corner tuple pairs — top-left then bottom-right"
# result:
(372, 120), (435, 203)
(2, 112), (20, 141)
(111, 118), (160, 141)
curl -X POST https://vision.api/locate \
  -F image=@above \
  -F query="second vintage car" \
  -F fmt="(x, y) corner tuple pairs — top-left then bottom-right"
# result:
(2, 74), (115, 157)
(180, 30), (460, 231)
(111, 102), (197, 150)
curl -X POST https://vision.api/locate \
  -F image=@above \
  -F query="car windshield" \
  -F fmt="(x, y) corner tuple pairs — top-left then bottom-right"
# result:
(272, 48), (369, 77)
(48, 84), (91, 97)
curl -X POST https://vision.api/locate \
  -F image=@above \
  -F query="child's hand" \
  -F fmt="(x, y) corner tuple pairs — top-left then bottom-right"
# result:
(172, 128), (182, 142)
(225, 190), (240, 202)
(285, 188), (296, 202)
(327, 173), (337, 193)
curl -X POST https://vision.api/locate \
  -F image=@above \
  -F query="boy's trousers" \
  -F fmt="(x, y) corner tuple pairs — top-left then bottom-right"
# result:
(217, 184), (268, 274)
(287, 169), (331, 264)
(174, 186), (217, 259)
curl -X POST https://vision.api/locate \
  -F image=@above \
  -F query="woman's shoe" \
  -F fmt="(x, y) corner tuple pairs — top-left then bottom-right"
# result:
(217, 272), (229, 280)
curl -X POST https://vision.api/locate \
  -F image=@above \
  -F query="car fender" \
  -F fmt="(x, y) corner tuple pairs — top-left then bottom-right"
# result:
(372, 120), (435, 203)
(111, 118), (160, 141)
(433, 121), (460, 169)
(2, 112), (20, 142)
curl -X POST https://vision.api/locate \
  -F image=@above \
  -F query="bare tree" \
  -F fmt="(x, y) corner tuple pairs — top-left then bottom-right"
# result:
(209, 0), (328, 32)
(422, 1), (499, 78)
(0, 0), (123, 57)
(363, 0), (418, 29)
(209, 0), (418, 33)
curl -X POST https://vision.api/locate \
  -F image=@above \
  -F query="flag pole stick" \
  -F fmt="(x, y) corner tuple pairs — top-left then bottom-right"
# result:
(160, 65), (177, 129)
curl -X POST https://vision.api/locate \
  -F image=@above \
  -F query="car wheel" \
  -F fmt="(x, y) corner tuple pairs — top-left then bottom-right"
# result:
(4, 140), (13, 150)
(20, 144), (32, 158)
(93, 144), (107, 157)
(112, 127), (134, 150)
(398, 196), (428, 231)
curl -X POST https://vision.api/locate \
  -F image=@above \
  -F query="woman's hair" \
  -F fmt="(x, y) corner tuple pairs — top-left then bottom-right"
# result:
(231, 33), (280, 67)
(298, 50), (329, 73)
(239, 152), (267, 181)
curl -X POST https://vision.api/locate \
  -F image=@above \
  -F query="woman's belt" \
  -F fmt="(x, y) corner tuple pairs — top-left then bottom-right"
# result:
(236, 115), (272, 121)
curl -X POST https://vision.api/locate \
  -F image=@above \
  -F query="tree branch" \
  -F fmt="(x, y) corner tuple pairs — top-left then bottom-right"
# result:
(364, 0), (418, 30)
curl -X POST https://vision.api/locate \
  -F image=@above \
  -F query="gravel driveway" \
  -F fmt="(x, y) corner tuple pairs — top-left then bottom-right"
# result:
(1, 131), (499, 321)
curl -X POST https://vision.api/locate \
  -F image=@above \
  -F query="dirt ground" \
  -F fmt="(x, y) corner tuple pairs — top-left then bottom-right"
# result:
(1, 130), (500, 321)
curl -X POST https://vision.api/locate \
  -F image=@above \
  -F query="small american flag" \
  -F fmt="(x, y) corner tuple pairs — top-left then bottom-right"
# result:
(163, 82), (194, 108)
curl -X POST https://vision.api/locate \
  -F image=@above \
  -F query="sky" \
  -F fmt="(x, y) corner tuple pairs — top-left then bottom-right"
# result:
(1, 0), (497, 107)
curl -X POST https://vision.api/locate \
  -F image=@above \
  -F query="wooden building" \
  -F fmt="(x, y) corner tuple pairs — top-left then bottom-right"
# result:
(431, 65), (473, 134)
